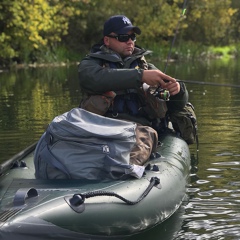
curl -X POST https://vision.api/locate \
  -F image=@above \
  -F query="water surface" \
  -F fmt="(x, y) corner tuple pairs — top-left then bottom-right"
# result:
(0, 59), (240, 239)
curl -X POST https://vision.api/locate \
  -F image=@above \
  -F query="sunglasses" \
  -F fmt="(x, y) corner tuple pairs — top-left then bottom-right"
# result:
(107, 33), (136, 42)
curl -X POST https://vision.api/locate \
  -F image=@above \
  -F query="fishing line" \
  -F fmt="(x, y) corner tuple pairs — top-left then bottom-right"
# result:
(164, 0), (188, 73)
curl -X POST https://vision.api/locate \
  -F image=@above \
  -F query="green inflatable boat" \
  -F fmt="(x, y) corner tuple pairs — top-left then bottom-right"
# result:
(0, 109), (191, 239)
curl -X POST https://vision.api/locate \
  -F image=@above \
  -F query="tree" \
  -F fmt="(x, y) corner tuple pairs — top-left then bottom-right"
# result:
(0, 0), (85, 65)
(183, 0), (237, 45)
(0, 0), (239, 66)
(75, 0), (188, 49)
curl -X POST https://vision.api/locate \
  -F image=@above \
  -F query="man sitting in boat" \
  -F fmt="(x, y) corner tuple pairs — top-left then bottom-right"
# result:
(78, 15), (188, 165)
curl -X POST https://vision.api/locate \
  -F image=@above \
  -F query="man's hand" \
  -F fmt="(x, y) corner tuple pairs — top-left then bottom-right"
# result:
(142, 70), (180, 96)
(164, 81), (180, 96)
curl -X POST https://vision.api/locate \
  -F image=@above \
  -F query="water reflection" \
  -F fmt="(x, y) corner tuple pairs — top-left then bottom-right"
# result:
(1, 59), (240, 239)
(0, 65), (80, 163)
(170, 59), (240, 240)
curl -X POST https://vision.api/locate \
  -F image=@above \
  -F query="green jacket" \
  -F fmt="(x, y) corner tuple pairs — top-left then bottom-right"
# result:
(78, 42), (188, 125)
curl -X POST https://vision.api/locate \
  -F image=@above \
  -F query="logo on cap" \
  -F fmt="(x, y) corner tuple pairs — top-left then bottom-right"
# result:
(103, 15), (141, 36)
(122, 16), (131, 25)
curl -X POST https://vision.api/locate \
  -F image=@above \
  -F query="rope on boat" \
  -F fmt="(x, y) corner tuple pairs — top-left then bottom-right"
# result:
(69, 177), (160, 206)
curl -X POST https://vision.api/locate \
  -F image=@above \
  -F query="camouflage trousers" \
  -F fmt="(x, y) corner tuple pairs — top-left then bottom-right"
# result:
(130, 125), (158, 166)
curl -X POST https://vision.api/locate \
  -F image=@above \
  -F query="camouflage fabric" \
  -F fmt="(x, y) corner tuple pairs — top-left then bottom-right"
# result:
(80, 91), (116, 116)
(138, 87), (168, 120)
(130, 125), (158, 165)
(168, 102), (197, 145)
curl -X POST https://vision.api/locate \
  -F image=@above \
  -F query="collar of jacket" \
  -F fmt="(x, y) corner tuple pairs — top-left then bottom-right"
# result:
(88, 45), (152, 67)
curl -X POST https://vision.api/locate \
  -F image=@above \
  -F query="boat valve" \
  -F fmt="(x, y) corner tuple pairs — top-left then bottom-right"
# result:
(69, 194), (85, 207)
(150, 176), (160, 185)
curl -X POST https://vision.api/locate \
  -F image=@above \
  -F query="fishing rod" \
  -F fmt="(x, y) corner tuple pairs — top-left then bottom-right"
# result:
(182, 79), (240, 88)
(154, 0), (188, 100)
(162, 0), (240, 90)
(155, 0), (240, 94)
(164, 0), (188, 73)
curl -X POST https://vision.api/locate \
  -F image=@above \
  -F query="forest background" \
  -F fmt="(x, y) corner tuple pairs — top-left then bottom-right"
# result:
(0, 0), (239, 69)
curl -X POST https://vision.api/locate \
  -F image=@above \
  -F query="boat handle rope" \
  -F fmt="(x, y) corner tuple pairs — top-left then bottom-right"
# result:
(69, 176), (160, 208)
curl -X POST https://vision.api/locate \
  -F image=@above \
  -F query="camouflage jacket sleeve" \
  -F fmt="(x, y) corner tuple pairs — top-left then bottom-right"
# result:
(78, 55), (143, 95)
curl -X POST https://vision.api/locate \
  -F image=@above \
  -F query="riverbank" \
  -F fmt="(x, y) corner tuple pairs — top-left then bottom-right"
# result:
(0, 61), (79, 73)
(0, 43), (239, 72)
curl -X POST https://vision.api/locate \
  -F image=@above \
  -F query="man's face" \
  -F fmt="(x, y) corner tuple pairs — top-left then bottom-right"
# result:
(104, 30), (136, 57)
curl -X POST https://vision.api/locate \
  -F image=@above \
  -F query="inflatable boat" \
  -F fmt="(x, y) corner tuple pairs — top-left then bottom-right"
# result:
(0, 129), (190, 240)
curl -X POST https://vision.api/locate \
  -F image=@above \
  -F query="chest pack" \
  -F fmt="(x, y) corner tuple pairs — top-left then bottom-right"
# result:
(34, 108), (145, 180)
(80, 58), (167, 121)
(168, 102), (198, 145)
(137, 85), (168, 120)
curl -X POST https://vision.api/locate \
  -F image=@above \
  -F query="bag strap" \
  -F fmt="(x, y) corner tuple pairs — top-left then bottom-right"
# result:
(187, 102), (199, 150)
(41, 131), (72, 179)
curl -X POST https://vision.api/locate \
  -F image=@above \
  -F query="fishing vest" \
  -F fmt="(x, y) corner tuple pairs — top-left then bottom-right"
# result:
(80, 57), (168, 125)
(105, 60), (142, 117)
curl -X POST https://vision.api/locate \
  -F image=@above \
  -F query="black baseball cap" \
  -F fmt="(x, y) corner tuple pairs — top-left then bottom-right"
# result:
(103, 15), (141, 36)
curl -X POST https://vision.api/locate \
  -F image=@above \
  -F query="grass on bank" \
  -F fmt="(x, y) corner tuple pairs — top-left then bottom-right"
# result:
(148, 41), (239, 62)
(2, 42), (240, 70)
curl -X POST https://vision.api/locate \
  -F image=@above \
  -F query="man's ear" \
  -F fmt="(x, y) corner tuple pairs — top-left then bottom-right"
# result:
(103, 36), (110, 46)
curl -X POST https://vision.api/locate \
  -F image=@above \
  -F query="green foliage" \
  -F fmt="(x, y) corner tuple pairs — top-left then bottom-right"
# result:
(76, 0), (188, 48)
(0, 0), (86, 65)
(208, 45), (238, 60)
(0, 0), (239, 67)
(184, 0), (238, 45)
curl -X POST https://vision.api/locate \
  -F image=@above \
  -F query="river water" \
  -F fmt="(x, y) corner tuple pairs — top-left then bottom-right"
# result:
(0, 59), (240, 239)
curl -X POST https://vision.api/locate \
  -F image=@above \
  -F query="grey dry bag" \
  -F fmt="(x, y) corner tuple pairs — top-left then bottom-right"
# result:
(34, 108), (145, 180)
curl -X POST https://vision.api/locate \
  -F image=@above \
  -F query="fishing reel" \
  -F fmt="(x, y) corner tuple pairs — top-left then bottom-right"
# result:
(153, 88), (170, 101)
